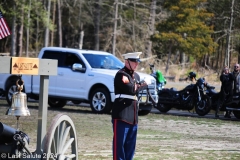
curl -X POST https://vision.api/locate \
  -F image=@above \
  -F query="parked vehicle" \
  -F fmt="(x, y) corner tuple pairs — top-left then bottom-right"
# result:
(0, 47), (158, 115)
(155, 72), (212, 116)
(205, 85), (240, 119)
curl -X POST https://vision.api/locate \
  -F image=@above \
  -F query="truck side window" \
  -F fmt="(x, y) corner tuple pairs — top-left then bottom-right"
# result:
(64, 53), (84, 68)
(42, 51), (65, 67)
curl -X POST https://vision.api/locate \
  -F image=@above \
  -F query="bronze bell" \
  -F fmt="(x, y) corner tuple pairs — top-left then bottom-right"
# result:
(6, 79), (30, 116)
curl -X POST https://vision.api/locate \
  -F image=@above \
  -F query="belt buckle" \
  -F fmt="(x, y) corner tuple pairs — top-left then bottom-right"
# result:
(134, 95), (137, 100)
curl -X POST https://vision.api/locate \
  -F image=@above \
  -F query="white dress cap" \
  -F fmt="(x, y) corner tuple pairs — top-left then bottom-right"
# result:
(122, 52), (142, 60)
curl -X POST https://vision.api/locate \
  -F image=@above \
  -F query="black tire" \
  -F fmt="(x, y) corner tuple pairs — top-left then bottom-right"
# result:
(195, 95), (212, 116)
(156, 92), (172, 113)
(71, 100), (82, 105)
(233, 111), (240, 119)
(156, 103), (171, 113)
(5, 81), (19, 105)
(89, 88), (112, 114)
(138, 110), (151, 116)
(48, 98), (67, 108)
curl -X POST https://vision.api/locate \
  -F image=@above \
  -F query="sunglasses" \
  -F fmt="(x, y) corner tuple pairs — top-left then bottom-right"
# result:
(234, 66), (239, 68)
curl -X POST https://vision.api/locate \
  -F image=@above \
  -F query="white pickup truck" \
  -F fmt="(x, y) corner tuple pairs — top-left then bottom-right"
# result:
(0, 47), (158, 115)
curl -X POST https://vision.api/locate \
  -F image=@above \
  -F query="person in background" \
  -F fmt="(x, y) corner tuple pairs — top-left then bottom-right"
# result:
(215, 66), (234, 118)
(149, 64), (166, 91)
(149, 64), (157, 79)
(112, 52), (149, 160)
(156, 70), (167, 90)
(225, 63), (240, 118)
(232, 63), (240, 94)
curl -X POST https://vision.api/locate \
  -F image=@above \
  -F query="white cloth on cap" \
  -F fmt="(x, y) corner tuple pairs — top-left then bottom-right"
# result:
(122, 52), (142, 59)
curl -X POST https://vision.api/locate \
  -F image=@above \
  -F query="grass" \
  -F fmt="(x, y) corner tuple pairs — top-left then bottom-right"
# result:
(1, 99), (240, 160)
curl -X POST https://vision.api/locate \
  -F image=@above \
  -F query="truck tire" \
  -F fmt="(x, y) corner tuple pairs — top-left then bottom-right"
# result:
(71, 100), (82, 105)
(89, 88), (112, 114)
(48, 98), (67, 108)
(138, 109), (151, 116)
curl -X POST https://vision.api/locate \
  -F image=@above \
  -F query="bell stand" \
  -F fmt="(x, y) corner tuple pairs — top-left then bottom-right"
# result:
(0, 57), (57, 155)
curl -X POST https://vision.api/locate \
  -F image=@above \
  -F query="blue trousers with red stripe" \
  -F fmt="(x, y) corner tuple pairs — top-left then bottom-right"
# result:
(112, 119), (138, 160)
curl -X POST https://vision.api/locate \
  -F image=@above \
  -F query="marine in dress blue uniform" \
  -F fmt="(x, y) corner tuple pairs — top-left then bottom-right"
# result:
(112, 52), (148, 160)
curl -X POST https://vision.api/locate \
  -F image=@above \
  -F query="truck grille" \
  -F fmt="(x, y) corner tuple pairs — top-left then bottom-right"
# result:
(138, 83), (158, 104)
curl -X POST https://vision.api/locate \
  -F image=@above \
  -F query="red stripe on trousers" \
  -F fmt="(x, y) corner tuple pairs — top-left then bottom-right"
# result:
(114, 119), (117, 160)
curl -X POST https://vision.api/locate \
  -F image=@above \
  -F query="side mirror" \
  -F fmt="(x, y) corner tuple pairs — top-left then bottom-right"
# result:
(72, 63), (86, 72)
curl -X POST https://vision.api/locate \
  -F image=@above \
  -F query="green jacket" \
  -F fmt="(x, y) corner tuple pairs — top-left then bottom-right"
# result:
(156, 70), (166, 83)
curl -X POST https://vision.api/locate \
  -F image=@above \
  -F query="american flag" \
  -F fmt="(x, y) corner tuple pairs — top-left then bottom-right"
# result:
(0, 11), (11, 39)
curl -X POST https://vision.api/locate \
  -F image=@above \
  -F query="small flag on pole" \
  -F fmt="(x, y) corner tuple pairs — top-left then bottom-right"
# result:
(0, 11), (11, 39)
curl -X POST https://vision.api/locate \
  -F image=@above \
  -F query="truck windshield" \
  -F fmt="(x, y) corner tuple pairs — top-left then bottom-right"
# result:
(82, 53), (124, 69)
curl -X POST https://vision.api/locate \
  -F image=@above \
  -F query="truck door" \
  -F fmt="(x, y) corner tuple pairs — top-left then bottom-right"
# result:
(32, 51), (63, 95)
(55, 52), (86, 98)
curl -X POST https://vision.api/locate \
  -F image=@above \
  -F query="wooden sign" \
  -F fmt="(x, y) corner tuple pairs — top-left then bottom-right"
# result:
(11, 57), (39, 75)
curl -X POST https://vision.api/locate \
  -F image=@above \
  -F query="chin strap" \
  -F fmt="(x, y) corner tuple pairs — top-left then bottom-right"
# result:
(127, 60), (134, 71)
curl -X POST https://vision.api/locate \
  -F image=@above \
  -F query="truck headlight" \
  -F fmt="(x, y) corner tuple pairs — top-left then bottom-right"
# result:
(151, 79), (155, 85)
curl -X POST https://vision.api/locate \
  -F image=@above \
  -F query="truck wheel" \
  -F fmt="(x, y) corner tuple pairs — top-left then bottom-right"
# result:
(138, 110), (151, 116)
(90, 88), (112, 114)
(71, 100), (82, 105)
(6, 81), (21, 105)
(48, 98), (67, 108)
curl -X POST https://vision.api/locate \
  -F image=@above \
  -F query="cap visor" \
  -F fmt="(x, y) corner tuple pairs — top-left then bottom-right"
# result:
(128, 58), (140, 62)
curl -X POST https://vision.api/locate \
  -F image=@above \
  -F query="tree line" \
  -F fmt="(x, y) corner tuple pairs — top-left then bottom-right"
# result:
(0, 0), (239, 73)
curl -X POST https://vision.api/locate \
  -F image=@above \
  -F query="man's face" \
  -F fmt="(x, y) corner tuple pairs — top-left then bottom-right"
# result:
(234, 64), (239, 72)
(125, 60), (139, 71)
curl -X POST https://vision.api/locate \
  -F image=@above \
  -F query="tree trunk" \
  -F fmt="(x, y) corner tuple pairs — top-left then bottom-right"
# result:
(35, 0), (40, 53)
(57, 0), (62, 47)
(26, 0), (31, 57)
(44, 0), (51, 47)
(112, 0), (118, 55)
(94, 0), (101, 50)
(77, 0), (84, 49)
(16, 3), (24, 57)
(50, 0), (56, 46)
(215, 40), (220, 69)
(132, 0), (136, 50)
(225, 0), (235, 67)
(10, 2), (16, 56)
(165, 41), (173, 74)
(145, 0), (156, 57)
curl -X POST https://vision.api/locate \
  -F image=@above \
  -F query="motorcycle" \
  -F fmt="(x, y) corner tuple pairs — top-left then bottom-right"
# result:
(205, 85), (240, 119)
(155, 72), (212, 116)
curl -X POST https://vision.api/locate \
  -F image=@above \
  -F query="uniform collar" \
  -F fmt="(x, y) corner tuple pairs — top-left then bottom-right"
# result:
(123, 66), (134, 74)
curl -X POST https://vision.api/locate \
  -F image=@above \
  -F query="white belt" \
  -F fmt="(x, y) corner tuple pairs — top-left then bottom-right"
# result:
(115, 94), (137, 100)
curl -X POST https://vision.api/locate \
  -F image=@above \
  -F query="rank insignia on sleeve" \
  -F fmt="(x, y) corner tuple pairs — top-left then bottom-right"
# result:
(122, 75), (129, 83)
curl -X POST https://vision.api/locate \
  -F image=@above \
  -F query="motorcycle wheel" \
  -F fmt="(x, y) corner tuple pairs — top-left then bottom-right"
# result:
(233, 111), (240, 119)
(156, 92), (172, 113)
(156, 103), (171, 113)
(195, 95), (211, 116)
